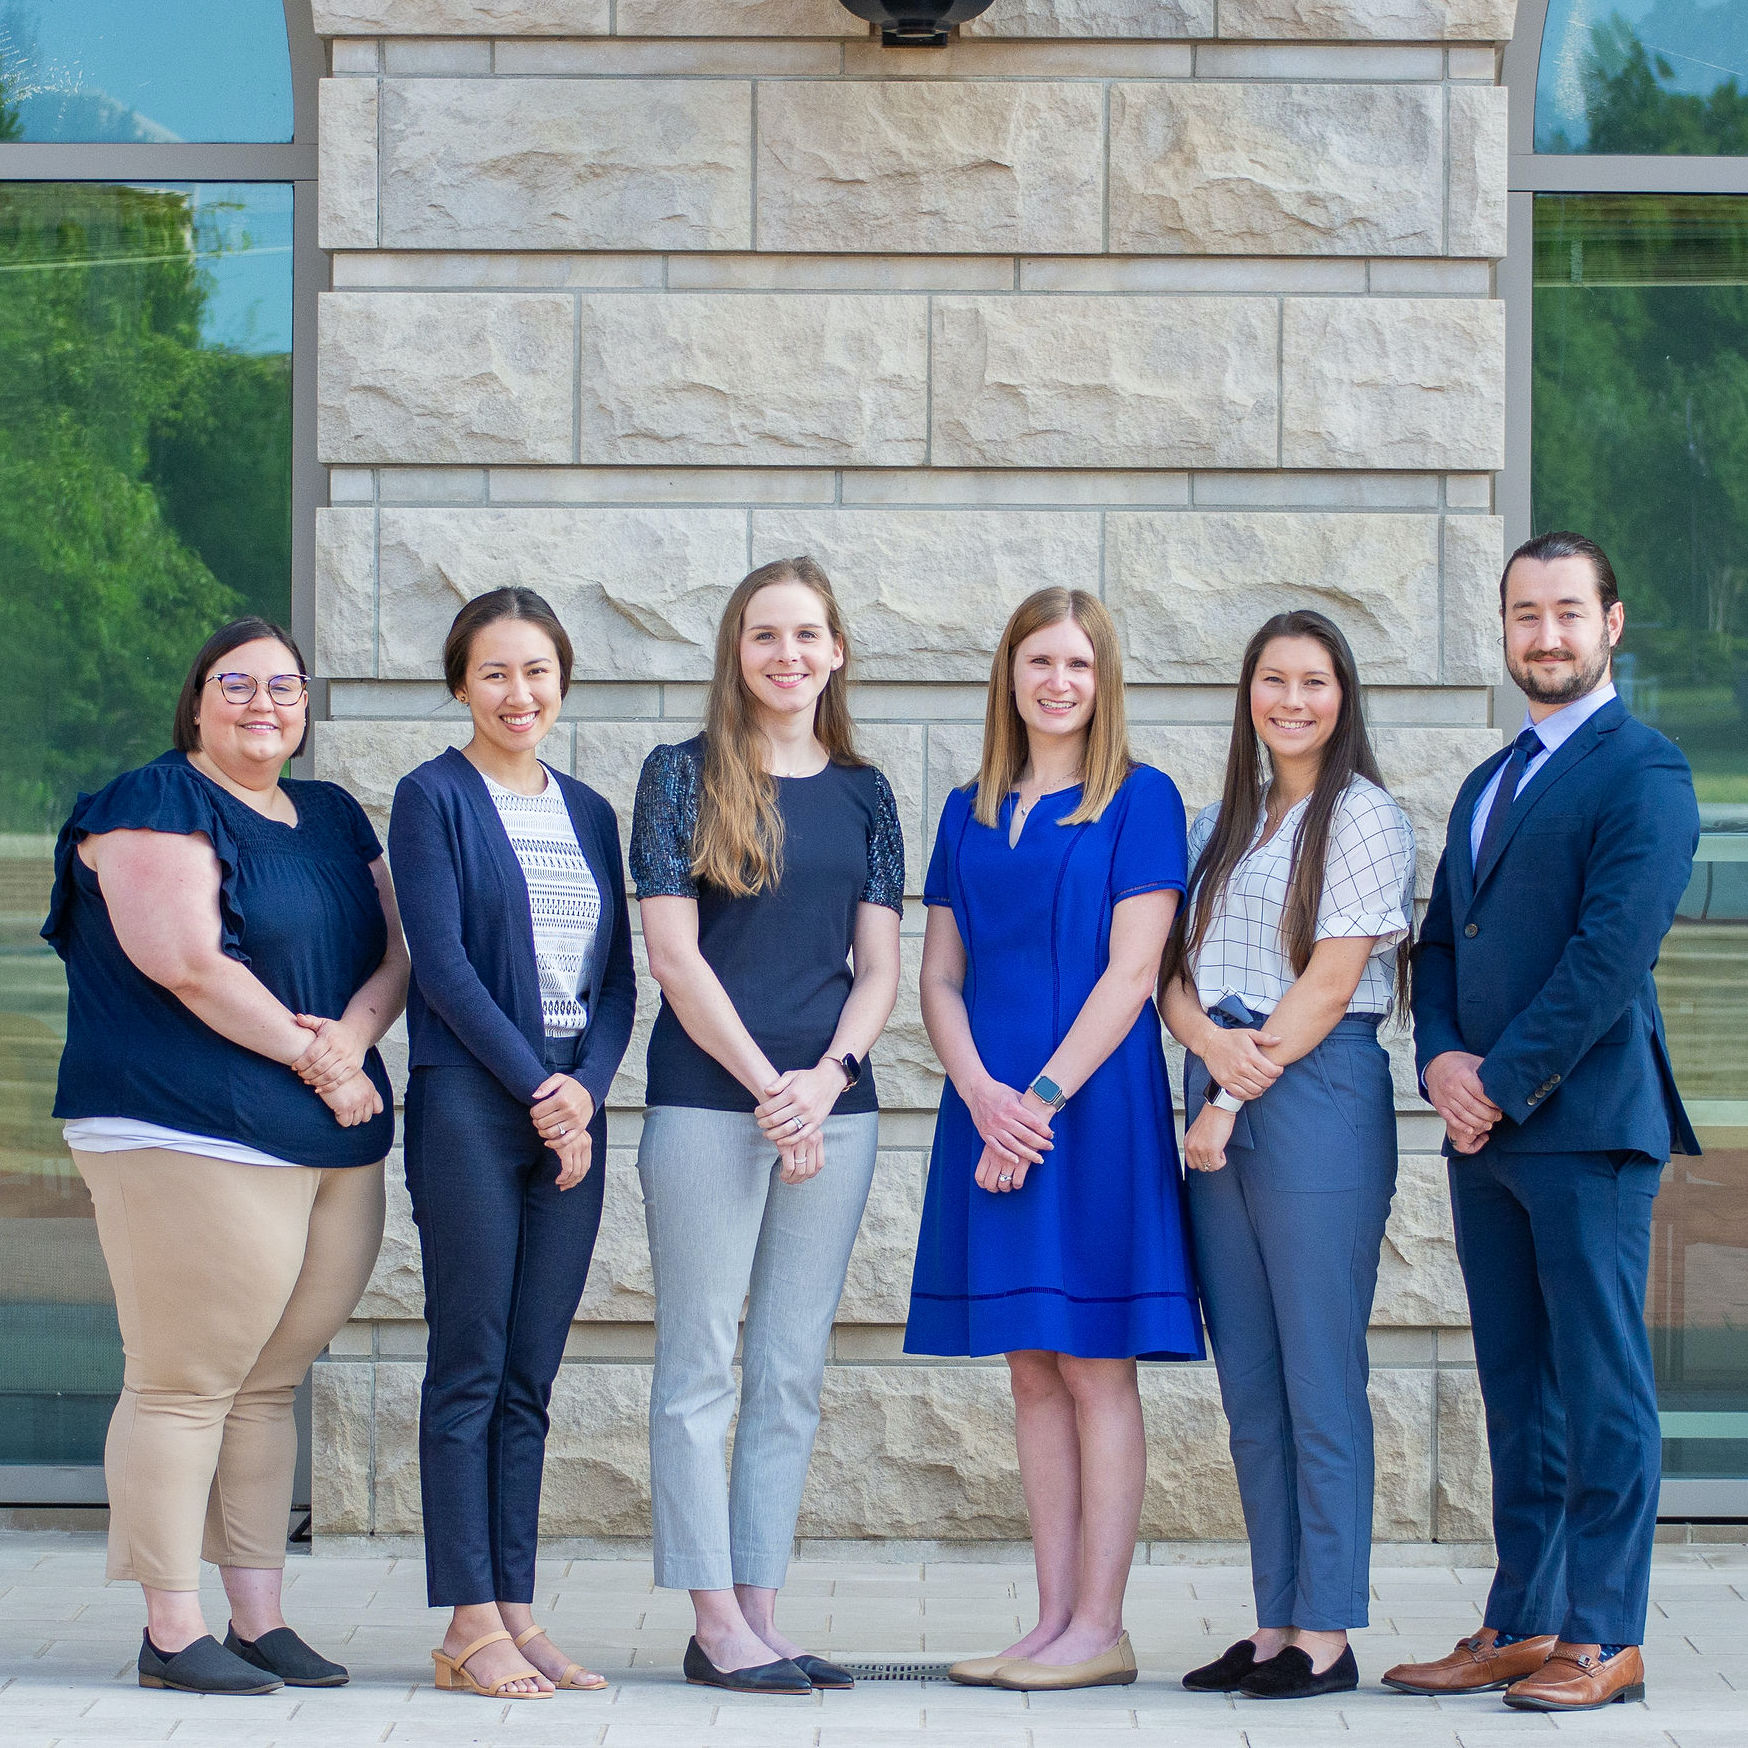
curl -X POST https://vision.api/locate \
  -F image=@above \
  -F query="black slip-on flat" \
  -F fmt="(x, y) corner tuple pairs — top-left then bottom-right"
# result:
(682, 1636), (813, 1695)
(1183, 1638), (1259, 1692)
(225, 1623), (349, 1687)
(1238, 1644), (1359, 1699)
(791, 1652), (855, 1689)
(138, 1631), (283, 1695)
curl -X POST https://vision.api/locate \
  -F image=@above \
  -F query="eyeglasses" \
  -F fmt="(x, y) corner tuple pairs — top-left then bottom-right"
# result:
(206, 672), (309, 707)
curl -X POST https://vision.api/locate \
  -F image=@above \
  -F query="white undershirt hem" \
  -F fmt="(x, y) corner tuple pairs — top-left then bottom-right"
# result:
(63, 1117), (301, 1169)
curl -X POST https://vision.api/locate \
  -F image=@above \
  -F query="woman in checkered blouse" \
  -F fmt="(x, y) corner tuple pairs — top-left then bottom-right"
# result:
(1159, 609), (1415, 1702)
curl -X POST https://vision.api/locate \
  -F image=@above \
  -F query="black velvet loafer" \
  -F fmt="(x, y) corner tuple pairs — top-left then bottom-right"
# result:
(1183, 1638), (1259, 1691)
(1238, 1644), (1359, 1699)
(791, 1652), (855, 1689)
(138, 1630), (283, 1694)
(682, 1636), (813, 1694)
(224, 1623), (349, 1686)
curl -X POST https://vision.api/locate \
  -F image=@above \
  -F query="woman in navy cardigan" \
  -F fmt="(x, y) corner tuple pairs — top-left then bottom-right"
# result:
(389, 588), (635, 1701)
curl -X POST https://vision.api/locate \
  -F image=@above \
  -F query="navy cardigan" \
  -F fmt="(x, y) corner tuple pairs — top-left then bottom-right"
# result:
(389, 747), (636, 1110)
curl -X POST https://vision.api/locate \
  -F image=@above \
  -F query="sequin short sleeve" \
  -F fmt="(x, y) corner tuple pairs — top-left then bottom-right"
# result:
(862, 766), (906, 913)
(630, 740), (701, 900)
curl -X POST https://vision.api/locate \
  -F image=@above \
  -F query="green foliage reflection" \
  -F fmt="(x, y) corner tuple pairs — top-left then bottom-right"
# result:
(0, 181), (291, 832)
(1534, 195), (1748, 802)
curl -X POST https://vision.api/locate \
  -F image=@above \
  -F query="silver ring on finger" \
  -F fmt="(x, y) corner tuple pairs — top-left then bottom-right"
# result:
(791, 1116), (803, 1134)
(558, 1124), (568, 1136)
(999, 1172), (1013, 1186)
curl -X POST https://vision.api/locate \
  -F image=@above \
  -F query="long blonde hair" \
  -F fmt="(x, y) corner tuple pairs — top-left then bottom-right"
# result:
(692, 556), (864, 896)
(971, 588), (1133, 828)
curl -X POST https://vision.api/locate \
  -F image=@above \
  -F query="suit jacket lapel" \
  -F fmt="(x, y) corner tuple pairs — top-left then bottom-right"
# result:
(1472, 698), (1624, 893)
(1450, 754), (1504, 916)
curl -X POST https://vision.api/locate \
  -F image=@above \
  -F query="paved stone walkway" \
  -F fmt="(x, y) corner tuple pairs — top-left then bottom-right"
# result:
(1, 1536), (1743, 1745)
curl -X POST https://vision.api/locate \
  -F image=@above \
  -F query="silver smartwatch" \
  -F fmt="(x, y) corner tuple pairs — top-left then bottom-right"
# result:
(1210, 1087), (1246, 1114)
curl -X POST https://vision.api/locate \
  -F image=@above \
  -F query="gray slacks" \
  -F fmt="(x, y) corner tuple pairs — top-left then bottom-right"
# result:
(1184, 1015), (1398, 1631)
(637, 1104), (879, 1591)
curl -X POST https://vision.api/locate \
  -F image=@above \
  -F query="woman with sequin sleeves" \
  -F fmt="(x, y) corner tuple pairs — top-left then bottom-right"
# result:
(1158, 610), (1415, 1702)
(629, 557), (903, 1696)
(388, 588), (635, 1702)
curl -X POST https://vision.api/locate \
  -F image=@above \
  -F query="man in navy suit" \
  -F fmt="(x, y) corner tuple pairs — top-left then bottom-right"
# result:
(1383, 532), (1700, 1712)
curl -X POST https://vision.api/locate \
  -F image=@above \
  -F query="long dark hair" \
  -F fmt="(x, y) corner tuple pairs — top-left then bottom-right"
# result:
(1161, 609), (1409, 1017)
(173, 617), (310, 758)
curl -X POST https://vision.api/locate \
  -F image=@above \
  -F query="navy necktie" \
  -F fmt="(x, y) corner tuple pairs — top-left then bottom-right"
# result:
(1476, 726), (1544, 872)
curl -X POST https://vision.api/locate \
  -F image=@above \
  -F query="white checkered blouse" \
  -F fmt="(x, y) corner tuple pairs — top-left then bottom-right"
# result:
(1184, 776), (1416, 1017)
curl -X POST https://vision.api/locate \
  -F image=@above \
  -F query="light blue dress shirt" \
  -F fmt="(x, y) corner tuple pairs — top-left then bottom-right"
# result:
(1468, 681), (1618, 866)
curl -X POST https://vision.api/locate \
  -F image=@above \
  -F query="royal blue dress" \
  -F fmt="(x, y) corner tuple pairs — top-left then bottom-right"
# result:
(905, 764), (1204, 1361)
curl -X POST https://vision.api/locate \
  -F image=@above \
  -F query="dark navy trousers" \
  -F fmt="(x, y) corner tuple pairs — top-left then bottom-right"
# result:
(1448, 1144), (1663, 1646)
(404, 1036), (605, 1606)
(1185, 1015), (1398, 1631)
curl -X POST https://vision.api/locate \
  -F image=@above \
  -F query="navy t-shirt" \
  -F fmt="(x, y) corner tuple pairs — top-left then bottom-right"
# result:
(43, 750), (395, 1167)
(629, 736), (904, 1114)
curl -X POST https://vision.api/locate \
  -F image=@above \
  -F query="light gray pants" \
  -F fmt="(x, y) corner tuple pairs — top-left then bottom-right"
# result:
(637, 1104), (879, 1591)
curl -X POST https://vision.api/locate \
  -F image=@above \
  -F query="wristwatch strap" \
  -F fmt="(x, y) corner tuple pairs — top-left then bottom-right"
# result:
(1210, 1087), (1245, 1114)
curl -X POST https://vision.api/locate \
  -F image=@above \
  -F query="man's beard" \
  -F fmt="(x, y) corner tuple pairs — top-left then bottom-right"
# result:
(1506, 638), (1612, 707)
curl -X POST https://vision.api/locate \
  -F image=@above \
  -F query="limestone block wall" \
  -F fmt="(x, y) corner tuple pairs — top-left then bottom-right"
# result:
(307, 0), (1515, 1548)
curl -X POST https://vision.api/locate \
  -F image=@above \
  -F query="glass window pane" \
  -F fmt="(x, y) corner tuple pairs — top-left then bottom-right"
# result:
(1534, 191), (1748, 1485)
(0, 2), (292, 144)
(0, 181), (292, 1470)
(1536, 0), (1748, 154)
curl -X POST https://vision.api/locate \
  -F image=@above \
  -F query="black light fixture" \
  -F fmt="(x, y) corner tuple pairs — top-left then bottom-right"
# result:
(837, 0), (997, 47)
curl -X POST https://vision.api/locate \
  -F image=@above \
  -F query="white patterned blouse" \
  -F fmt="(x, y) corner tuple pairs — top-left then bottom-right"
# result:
(1185, 776), (1416, 1017)
(483, 768), (602, 1037)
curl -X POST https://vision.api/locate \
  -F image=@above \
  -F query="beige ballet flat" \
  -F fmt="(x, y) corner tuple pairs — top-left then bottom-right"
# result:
(991, 1631), (1138, 1691)
(947, 1653), (1015, 1686)
(513, 1623), (608, 1691)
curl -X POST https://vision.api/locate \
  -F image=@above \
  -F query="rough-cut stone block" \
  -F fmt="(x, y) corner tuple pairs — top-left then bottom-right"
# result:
(318, 292), (575, 466)
(313, 1), (610, 31)
(931, 297), (1279, 469)
(1110, 83), (1443, 258)
(375, 507), (749, 682)
(314, 721), (474, 843)
(380, 79), (751, 252)
(615, 0), (860, 33)
(1436, 1368), (1493, 1544)
(1218, 0), (1517, 41)
(1281, 299), (1505, 472)
(576, 1151), (654, 1320)
(1128, 726), (1234, 818)
(856, 722), (927, 897)
(311, 1363), (374, 1536)
(574, 720), (688, 834)
(964, 0), (1213, 35)
(369, 1360), (425, 1534)
(314, 508), (377, 681)
(1106, 512), (1442, 684)
(1443, 514), (1507, 687)
(1374, 1153), (1468, 1327)
(838, 1151), (927, 1322)
(1448, 84), (1509, 260)
(1371, 1368), (1435, 1539)
(872, 937), (937, 1112)
(750, 508), (1102, 683)
(537, 1363), (658, 1537)
(582, 294), (929, 467)
(1374, 725), (1503, 894)
(318, 79), (377, 252)
(757, 81), (1103, 256)
(356, 1160), (422, 1320)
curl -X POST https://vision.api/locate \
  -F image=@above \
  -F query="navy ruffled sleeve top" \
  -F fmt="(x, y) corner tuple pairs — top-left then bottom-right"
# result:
(630, 735), (904, 1114)
(42, 750), (395, 1168)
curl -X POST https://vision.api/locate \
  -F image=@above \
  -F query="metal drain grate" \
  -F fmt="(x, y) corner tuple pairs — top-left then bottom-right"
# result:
(838, 1661), (958, 1683)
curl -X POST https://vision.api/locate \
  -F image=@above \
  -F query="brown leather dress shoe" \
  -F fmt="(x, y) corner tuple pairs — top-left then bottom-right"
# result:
(1503, 1643), (1645, 1711)
(1381, 1628), (1557, 1695)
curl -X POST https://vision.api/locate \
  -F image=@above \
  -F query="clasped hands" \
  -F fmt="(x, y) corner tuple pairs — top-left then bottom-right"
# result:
(1184, 1024), (1280, 1174)
(967, 1079), (1055, 1195)
(531, 1072), (595, 1189)
(1423, 1050), (1501, 1154)
(755, 1060), (850, 1184)
(292, 1014), (381, 1127)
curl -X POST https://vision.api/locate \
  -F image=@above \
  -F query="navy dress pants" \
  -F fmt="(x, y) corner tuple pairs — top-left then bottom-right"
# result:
(1185, 1016), (1398, 1631)
(1448, 1144), (1663, 1647)
(404, 1037), (605, 1606)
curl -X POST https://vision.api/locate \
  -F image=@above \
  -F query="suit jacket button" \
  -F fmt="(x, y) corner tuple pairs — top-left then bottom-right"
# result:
(1464, 923), (1478, 938)
(1550, 1074), (1561, 1085)
(1528, 1092), (1539, 1103)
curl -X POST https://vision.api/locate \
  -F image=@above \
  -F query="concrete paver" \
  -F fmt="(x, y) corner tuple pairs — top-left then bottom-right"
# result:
(0, 1536), (1742, 1745)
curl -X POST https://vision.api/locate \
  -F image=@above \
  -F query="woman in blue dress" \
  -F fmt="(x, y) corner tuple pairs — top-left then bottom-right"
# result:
(906, 587), (1202, 1693)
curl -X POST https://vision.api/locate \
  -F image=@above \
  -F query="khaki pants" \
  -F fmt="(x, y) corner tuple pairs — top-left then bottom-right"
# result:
(72, 1147), (385, 1591)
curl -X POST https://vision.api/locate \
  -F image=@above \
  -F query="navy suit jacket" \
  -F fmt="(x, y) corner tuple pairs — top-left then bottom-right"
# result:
(389, 747), (636, 1111)
(1412, 696), (1700, 1158)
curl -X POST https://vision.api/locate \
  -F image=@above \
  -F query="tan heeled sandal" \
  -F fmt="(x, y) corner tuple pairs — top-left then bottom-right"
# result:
(431, 1629), (551, 1698)
(514, 1623), (609, 1691)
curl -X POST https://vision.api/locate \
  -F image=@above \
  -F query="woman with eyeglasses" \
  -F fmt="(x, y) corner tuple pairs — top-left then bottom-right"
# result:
(44, 617), (408, 1697)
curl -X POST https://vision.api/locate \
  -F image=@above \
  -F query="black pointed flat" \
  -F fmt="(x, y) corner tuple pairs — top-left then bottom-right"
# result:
(1238, 1643), (1359, 1699)
(225, 1623), (349, 1687)
(682, 1636), (813, 1694)
(792, 1652), (855, 1689)
(1183, 1638), (1258, 1691)
(138, 1630), (283, 1695)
